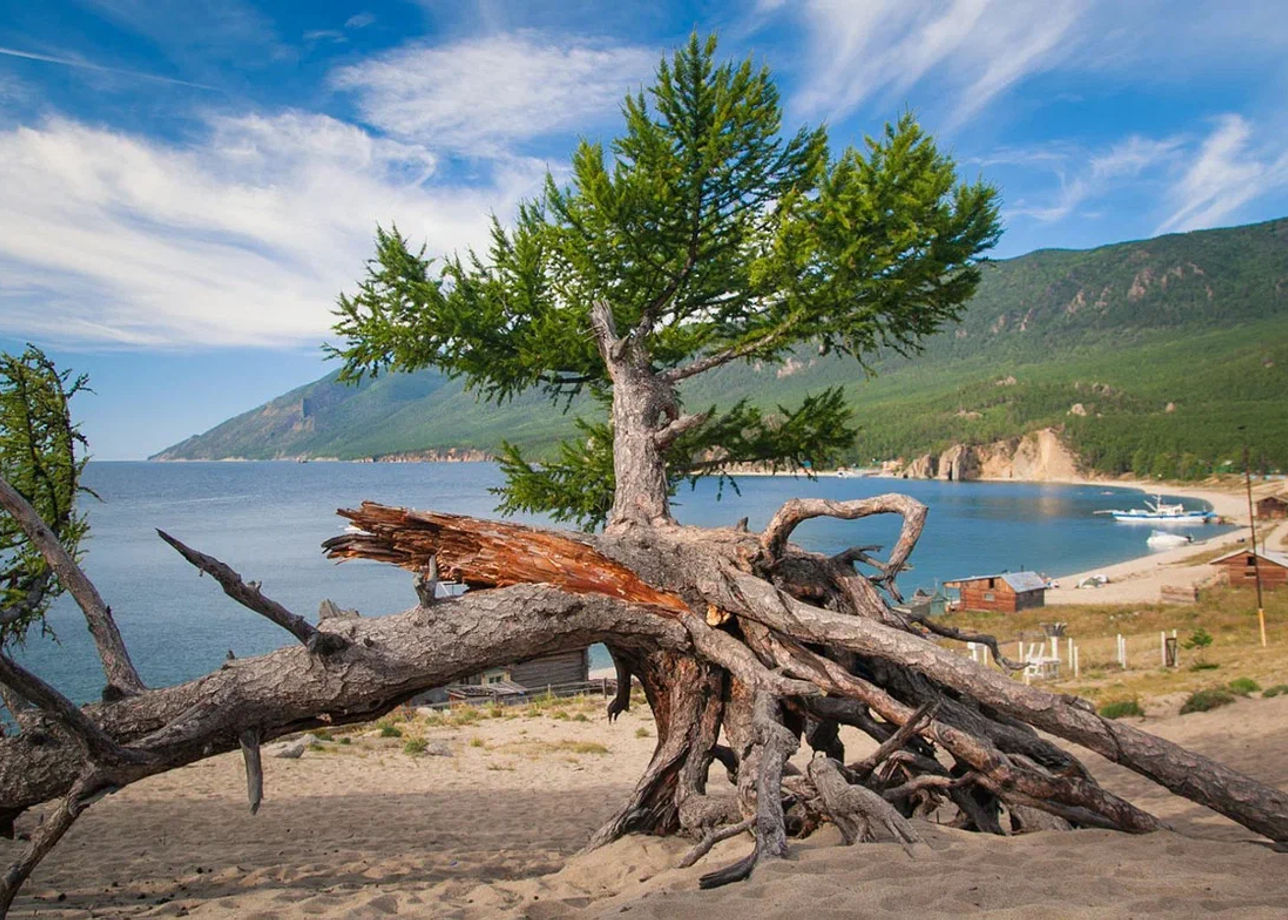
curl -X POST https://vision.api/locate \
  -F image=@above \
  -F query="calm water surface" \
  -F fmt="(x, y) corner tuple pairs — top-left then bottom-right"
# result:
(14, 462), (1232, 703)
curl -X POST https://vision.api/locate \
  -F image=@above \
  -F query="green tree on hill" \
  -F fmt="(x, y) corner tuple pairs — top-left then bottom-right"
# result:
(331, 33), (1001, 528)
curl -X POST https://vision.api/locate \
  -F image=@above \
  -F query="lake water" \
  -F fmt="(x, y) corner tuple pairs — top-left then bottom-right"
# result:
(11, 462), (1232, 704)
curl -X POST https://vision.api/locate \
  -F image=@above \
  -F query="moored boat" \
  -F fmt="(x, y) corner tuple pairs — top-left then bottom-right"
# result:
(1096, 494), (1216, 524)
(1146, 529), (1194, 549)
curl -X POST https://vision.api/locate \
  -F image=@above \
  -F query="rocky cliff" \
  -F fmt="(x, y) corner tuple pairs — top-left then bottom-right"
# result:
(896, 428), (1081, 482)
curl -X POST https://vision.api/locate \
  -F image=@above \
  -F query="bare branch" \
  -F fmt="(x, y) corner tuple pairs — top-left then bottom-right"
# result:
(761, 495), (928, 589)
(850, 698), (940, 779)
(677, 817), (753, 868)
(653, 410), (712, 450)
(0, 654), (138, 765)
(240, 728), (263, 815)
(157, 530), (347, 655)
(0, 475), (144, 695)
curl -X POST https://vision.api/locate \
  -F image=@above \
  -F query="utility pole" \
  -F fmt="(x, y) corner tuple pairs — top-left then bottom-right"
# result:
(1240, 429), (1266, 647)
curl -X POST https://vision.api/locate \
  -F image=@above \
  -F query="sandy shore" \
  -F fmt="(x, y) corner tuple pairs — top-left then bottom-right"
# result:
(5, 690), (1288, 918)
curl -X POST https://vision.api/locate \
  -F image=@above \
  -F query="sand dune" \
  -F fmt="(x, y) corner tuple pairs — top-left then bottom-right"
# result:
(5, 693), (1287, 918)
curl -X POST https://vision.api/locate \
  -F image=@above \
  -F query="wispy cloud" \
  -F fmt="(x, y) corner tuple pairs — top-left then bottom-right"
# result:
(1000, 135), (1182, 222)
(331, 32), (657, 154)
(788, 0), (1087, 126)
(0, 113), (548, 347)
(1158, 115), (1288, 233)
(0, 46), (216, 90)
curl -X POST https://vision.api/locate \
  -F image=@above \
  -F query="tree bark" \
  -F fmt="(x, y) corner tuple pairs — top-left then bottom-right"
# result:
(4, 497), (1287, 912)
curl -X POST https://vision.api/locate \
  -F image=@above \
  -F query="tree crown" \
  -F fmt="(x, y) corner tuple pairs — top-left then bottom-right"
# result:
(332, 33), (1001, 528)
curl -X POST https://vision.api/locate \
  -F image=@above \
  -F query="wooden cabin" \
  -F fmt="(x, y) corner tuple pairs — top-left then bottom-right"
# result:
(943, 571), (1047, 613)
(1210, 548), (1288, 591)
(1256, 495), (1288, 520)
(413, 648), (591, 705)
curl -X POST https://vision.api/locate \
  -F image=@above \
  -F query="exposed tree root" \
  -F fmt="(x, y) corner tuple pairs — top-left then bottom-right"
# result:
(1, 492), (1286, 913)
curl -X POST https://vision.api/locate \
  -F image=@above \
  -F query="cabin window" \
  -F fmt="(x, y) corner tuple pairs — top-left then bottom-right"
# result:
(987, 578), (996, 589)
(983, 592), (995, 602)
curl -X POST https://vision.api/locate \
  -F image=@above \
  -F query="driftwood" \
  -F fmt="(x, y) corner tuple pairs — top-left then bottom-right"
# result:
(2, 485), (1288, 910)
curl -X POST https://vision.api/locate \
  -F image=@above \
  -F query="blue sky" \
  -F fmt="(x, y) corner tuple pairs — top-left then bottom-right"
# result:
(2, 0), (1287, 458)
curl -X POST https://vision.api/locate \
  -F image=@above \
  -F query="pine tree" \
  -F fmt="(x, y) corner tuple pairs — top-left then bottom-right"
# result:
(332, 33), (1000, 529)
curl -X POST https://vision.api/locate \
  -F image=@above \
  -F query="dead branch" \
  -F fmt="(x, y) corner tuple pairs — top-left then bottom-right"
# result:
(761, 495), (928, 592)
(850, 698), (939, 779)
(0, 476), (143, 696)
(157, 530), (347, 655)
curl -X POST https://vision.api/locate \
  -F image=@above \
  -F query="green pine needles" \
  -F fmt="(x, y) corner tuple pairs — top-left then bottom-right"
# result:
(332, 33), (1000, 529)
(0, 346), (92, 643)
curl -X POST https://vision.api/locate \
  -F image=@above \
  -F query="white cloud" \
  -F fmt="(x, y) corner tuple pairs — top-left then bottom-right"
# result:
(331, 32), (657, 153)
(1002, 135), (1182, 222)
(0, 113), (549, 347)
(1158, 115), (1288, 233)
(789, 0), (1088, 126)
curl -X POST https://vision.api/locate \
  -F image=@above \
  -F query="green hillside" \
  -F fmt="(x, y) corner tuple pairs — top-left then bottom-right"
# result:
(153, 217), (1288, 476)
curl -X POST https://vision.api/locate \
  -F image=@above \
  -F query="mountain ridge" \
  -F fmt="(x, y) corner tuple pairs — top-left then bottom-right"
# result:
(152, 217), (1288, 477)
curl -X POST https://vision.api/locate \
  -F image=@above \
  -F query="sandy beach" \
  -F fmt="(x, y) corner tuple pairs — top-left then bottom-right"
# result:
(1045, 479), (1285, 606)
(5, 688), (1288, 919)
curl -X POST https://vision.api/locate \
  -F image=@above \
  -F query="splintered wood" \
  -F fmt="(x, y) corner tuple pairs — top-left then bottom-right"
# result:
(324, 502), (690, 615)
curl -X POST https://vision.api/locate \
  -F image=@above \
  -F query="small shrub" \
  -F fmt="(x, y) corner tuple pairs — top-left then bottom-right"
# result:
(1227, 677), (1261, 695)
(469, 737), (485, 748)
(450, 706), (482, 726)
(634, 726), (651, 739)
(572, 713), (590, 722)
(551, 710), (570, 720)
(338, 736), (351, 745)
(486, 703), (504, 719)
(378, 722), (403, 738)
(1183, 627), (1214, 667)
(1262, 684), (1288, 698)
(1098, 699), (1144, 719)
(312, 728), (334, 742)
(403, 737), (428, 755)
(308, 741), (325, 752)
(1188, 662), (1220, 671)
(1180, 688), (1235, 715)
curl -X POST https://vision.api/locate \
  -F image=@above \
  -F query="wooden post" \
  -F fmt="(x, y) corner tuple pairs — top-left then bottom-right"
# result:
(1073, 644), (1080, 678)
(1160, 631), (1166, 667)
(1067, 636), (1074, 669)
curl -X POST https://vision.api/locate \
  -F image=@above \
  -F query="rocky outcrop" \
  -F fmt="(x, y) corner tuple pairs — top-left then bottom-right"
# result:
(937, 444), (980, 481)
(894, 428), (1081, 482)
(900, 453), (937, 479)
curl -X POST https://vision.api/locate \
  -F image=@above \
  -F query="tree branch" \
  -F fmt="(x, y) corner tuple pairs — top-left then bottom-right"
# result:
(660, 324), (793, 384)
(654, 410), (712, 450)
(0, 475), (144, 695)
(761, 495), (928, 587)
(0, 654), (138, 765)
(157, 530), (348, 655)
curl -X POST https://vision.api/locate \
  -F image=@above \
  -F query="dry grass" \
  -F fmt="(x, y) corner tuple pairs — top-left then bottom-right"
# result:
(939, 584), (1288, 706)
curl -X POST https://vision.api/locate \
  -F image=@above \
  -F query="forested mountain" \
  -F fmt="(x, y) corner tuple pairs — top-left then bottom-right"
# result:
(153, 217), (1288, 477)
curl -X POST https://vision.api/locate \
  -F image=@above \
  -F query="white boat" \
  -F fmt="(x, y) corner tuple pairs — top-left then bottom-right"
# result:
(1146, 530), (1193, 549)
(1096, 494), (1216, 524)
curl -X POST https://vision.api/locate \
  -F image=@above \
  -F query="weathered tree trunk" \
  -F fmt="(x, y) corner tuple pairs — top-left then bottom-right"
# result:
(591, 301), (680, 529)
(2, 485), (1287, 911)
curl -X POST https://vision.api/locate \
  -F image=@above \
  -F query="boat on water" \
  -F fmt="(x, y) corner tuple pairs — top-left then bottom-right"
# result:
(1146, 529), (1194, 549)
(1096, 494), (1217, 524)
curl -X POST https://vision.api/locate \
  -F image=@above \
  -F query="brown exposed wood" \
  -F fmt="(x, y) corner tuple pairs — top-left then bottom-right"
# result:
(324, 503), (690, 614)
